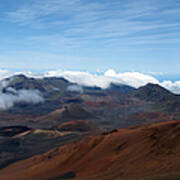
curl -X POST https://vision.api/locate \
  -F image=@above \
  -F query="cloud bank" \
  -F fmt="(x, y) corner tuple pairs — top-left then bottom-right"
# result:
(44, 69), (159, 88)
(0, 69), (180, 95)
(44, 69), (180, 94)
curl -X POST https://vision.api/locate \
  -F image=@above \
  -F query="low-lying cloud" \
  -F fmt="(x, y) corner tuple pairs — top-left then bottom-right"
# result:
(0, 87), (44, 110)
(44, 69), (159, 89)
(67, 84), (83, 93)
(0, 68), (180, 94)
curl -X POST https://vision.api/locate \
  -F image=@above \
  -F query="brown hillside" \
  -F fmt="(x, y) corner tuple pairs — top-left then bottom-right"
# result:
(56, 120), (94, 132)
(1, 120), (180, 180)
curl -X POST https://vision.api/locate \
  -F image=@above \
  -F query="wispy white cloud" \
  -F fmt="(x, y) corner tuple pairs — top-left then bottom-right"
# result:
(2, 0), (180, 59)
(4, 0), (180, 42)
(5, 0), (103, 26)
(0, 51), (104, 71)
(1, 0), (180, 75)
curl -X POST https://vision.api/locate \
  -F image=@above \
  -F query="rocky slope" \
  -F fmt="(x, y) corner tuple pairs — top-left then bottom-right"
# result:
(1, 120), (180, 180)
(132, 83), (180, 118)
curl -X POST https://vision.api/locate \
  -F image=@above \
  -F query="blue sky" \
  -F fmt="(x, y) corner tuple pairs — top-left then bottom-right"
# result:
(0, 0), (180, 74)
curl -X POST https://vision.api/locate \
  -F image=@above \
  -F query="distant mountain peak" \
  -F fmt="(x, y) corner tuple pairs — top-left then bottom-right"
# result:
(132, 83), (174, 102)
(145, 83), (171, 91)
